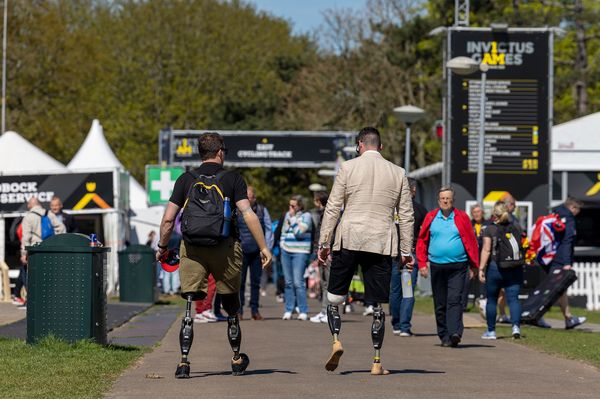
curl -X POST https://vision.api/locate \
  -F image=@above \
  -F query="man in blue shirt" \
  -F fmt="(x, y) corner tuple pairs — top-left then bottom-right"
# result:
(237, 186), (273, 320)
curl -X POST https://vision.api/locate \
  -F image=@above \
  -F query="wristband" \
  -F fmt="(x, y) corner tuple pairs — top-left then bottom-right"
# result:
(318, 243), (330, 250)
(157, 243), (168, 250)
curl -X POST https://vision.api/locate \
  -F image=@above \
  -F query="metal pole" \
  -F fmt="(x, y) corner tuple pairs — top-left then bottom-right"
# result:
(1, 0), (7, 135)
(476, 71), (487, 205)
(404, 124), (411, 172)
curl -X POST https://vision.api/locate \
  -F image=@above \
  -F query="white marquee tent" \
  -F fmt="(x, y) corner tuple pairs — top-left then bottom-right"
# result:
(552, 111), (600, 172)
(68, 120), (163, 293)
(0, 131), (68, 175)
(68, 120), (147, 208)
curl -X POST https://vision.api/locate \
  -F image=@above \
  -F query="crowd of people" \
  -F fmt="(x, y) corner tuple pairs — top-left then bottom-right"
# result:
(9, 128), (588, 379)
(11, 196), (75, 308)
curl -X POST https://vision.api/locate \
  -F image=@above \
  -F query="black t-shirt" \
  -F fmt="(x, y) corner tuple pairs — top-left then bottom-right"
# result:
(482, 222), (523, 256)
(169, 162), (248, 208)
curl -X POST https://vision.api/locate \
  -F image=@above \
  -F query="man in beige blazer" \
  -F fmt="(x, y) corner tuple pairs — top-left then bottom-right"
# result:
(317, 126), (414, 375)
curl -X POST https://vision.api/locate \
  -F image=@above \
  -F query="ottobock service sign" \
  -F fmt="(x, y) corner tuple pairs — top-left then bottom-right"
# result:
(159, 130), (356, 168)
(0, 172), (114, 214)
(446, 27), (552, 218)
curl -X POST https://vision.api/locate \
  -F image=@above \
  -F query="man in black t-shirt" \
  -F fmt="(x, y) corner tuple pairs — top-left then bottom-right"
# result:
(156, 132), (272, 379)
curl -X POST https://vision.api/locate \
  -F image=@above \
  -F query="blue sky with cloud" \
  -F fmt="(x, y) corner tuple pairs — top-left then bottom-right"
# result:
(248, 0), (367, 35)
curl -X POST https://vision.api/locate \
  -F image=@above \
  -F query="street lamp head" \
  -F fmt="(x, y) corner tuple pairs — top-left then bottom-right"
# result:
(446, 56), (481, 75)
(317, 169), (337, 177)
(393, 105), (425, 125)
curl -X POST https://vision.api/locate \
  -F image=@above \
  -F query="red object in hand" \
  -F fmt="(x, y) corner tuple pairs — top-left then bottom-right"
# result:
(160, 249), (180, 272)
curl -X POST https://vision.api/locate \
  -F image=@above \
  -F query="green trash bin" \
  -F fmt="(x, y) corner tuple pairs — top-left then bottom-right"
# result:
(118, 245), (158, 303)
(26, 233), (110, 344)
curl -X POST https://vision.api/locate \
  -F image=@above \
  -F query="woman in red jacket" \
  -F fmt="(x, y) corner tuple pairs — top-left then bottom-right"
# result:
(416, 186), (479, 347)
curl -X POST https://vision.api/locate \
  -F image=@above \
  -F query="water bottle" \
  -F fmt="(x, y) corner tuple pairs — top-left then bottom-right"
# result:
(221, 197), (231, 237)
(89, 233), (98, 247)
(401, 267), (413, 299)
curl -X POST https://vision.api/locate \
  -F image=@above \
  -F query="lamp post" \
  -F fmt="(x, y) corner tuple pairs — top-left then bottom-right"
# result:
(393, 105), (425, 173)
(1, 0), (7, 135)
(446, 56), (489, 205)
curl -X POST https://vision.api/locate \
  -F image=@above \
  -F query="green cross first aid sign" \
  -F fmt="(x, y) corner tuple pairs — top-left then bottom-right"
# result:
(146, 166), (185, 205)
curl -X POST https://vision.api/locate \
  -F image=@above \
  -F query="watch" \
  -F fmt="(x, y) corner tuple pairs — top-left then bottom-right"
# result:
(318, 243), (330, 250)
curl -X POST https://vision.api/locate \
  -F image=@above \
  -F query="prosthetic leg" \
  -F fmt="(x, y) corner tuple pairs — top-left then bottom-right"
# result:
(370, 306), (389, 375)
(222, 293), (250, 376)
(175, 295), (195, 378)
(325, 293), (345, 371)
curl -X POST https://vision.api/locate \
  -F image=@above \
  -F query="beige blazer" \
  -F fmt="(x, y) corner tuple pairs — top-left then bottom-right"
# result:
(319, 151), (413, 257)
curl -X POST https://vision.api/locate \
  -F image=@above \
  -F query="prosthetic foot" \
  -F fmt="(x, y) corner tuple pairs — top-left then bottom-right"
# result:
(228, 315), (250, 375)
(370, 306), (389, 376)
(325, 340), (344, 372)
(175, 295), (195, 379)
(370, 362), (390, 375)
(325, 304), (344, 371)
(175, 362), (191, 379)
(231, 353), (250, 376)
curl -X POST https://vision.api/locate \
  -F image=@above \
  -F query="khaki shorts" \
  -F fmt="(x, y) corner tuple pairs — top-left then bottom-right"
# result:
(179, 237), (243, 300)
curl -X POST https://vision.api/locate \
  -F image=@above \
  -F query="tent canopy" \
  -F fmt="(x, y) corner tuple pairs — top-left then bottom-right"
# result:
(68, 120), (147, 209)
(0, 131), (67, 175)
(552, 112), (600, 171)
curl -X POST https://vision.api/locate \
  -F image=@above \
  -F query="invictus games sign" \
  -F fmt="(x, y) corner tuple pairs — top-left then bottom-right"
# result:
(0, 172), (114, 214)
(446, 27), (552, 219)
(160, 130), (356, 168)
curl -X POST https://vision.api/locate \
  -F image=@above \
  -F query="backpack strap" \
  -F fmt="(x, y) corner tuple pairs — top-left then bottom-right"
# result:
(188, 169), (201, 180)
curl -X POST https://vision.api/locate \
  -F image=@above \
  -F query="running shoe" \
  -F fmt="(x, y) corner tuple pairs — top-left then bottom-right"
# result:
(565, 316), (587, 330)
(310, 312), (327, 323)
(512, 325), (521, 339)
(362, 305), (374, 316)
(481, 330), (497, 340)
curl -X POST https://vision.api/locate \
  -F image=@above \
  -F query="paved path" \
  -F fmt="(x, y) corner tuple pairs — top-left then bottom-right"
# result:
(107, 294), (600, 399)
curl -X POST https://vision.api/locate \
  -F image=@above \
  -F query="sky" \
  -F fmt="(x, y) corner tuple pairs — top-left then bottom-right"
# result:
(248, 0), (368, 35)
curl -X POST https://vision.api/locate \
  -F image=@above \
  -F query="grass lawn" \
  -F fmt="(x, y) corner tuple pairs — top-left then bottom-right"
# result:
(413, 296), (600, 368)
(0, 336), (145, 399)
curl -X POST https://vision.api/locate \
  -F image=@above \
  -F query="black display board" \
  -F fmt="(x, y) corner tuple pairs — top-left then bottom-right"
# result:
(448, 29), (551, 218)
(162, 130), (355, 168)
(0, 172), (114, 213)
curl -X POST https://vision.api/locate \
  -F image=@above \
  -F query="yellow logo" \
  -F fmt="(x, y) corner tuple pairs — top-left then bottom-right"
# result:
(585, 173), (600, 197)
(482, 41), (505, 66)
(176, 139), (193, 156)
(261, 137), (268, 144)
(73, 181), (111, 210)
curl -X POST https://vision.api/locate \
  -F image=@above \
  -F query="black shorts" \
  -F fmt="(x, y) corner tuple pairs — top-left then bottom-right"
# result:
(327, 249), (392, 303)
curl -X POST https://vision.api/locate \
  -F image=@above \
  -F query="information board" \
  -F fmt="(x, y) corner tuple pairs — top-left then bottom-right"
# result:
(0, 172), (114, 214)
(160, 130), (356, 168)
(448, 28), (552, 219)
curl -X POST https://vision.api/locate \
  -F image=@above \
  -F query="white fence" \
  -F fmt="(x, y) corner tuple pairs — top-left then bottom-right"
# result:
(569, 262), (600, 310)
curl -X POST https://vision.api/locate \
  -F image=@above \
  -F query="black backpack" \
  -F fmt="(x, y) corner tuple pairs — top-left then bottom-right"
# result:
(180, 170), (229, 246)
(493, 223), (525, 268)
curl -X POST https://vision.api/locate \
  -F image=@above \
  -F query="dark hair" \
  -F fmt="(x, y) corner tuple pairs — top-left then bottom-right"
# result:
(313, 191), (328, 207)
(407, 177), (417, 190)
(356, 126), (381, 148)
(290, 194), (305, 211)
(198, 132), (225, 160)
(564, 197), (583, 209)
